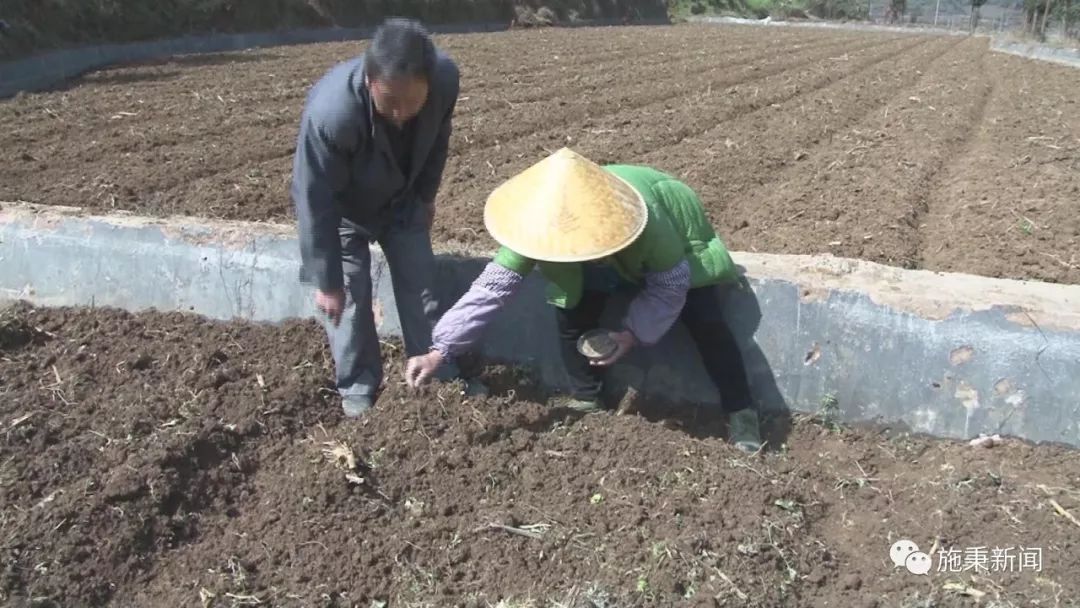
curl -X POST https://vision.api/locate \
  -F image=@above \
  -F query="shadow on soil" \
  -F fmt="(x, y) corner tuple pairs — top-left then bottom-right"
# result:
(600, 269), (793, 450)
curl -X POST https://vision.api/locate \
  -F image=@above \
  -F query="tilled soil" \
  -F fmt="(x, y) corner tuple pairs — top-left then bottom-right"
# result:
(1, 24), (1078, 284)
(1, 303), (1078, 607)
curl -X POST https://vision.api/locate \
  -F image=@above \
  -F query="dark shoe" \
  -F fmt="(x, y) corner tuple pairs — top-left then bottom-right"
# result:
(729, 408), (763, 453)
(342, 395), (374, 418)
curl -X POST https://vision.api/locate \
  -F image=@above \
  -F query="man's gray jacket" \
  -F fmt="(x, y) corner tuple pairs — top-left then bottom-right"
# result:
(291, 50), (459, 292)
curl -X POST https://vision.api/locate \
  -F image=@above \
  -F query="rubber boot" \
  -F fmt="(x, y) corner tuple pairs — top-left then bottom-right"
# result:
(728, 407), (763, 453)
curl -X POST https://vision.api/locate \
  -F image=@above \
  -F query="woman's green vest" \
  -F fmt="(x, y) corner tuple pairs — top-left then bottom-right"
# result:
(492, 164), (737, 309)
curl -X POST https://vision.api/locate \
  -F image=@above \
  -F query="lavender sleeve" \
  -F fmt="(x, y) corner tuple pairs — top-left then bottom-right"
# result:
(623, 259), (692, 346)
(432, 262), (526, 358)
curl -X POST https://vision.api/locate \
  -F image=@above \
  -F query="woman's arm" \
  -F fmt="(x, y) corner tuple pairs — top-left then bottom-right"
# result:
(431, 261), (527, 358)
(622, 259), (692, 346)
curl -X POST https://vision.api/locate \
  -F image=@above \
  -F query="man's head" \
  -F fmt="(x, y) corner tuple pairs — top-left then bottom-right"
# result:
(364, 18), (436, 126)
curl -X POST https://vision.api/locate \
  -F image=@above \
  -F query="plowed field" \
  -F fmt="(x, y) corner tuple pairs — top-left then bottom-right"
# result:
(2, 303), (1078, 607)
(2, 24), (1078, 283)
(2, 24), (1079, 607)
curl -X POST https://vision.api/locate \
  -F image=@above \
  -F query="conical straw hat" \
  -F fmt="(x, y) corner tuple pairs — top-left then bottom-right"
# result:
(483, 148), (648, 262)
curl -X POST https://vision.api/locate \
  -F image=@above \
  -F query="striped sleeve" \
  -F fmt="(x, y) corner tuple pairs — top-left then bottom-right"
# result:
(622, 259), (691, 346)
(431, 262), (526, 358)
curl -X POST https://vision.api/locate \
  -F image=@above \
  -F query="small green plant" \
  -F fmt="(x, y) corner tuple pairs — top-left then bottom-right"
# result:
(367, 446), (387, 469)
(773, 498), (798, 512)
(681, 579), (697, 599)
(650, 541), (670, 560)
(814, 393), (843, 432)
(635, 575), (655, 601)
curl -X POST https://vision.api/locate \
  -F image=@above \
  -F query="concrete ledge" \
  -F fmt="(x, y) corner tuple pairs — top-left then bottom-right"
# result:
(990, 38), (1080, 68)
(2, 203), (1078, 447)
(0, 18), (669, 99)
(687, 15), (968, 37)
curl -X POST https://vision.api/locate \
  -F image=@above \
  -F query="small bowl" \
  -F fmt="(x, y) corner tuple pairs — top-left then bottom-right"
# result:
(577, 329), (617, 360)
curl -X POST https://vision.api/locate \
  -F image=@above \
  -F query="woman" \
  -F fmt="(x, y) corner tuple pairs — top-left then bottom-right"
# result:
(405, 148), (762, 452)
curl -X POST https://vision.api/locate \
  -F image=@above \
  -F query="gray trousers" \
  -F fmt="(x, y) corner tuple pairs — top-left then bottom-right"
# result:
(321, 222), (460, 398)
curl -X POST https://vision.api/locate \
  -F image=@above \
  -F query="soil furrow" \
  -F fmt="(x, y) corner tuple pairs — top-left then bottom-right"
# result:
(911, 46), (997, 270)
(0, 31), (855, 218)
(717, 37), (994, 269)
(457, 32), (842, 114)
(654, 36), (968, 232)
(915, 49), (1080, 284)
(597, 36), (935, 162)
(431, 36), (926, 247)
(441, 24), (847, 77)
(1, 33), (881, 218)
(456, 35), (892, 149)
(637, 35), (960, 167)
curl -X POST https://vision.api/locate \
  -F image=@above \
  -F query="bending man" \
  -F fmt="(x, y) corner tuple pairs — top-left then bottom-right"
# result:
(292, 18), (482, 417)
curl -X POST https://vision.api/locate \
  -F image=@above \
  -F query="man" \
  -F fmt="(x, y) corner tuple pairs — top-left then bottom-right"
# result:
(292, 18), (481, 418)
(404, 147), (763, 453)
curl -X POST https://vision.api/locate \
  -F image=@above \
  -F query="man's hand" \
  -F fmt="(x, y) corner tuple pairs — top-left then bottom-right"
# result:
(316, 288), (346, 326)
(589, 330), (637, 367)
(406, 350), (445, 388)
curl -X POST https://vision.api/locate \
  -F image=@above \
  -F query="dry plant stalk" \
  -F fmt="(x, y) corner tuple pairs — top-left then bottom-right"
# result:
(321, 440), (357, 471)
(473, 522), (550, 540)
(1048, 499), (1080, 529)
(320, 440), (369, 486)
(943, 581), (985, 599)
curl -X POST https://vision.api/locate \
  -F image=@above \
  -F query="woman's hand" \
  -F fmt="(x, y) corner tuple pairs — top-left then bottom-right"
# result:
(589, 330), (637, 367)
(406, 351), (445, 388)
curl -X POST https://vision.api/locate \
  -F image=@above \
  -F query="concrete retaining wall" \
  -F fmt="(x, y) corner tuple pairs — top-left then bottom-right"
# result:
(990, 38), (1080, 68)
(0, 18), (668, 99)
(3, 203), (1078, 448)
(688, 15), (969, 36)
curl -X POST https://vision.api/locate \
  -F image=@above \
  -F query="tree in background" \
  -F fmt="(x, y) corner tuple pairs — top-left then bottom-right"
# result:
(765, 0), (868, 19)
(885, 0), (907, 22)
(1022, 0), (1071, 37)
(1040, 0), (1054, 32)
(1024, 0), (1044, 34)
(970, 0), (988, 30)
(1065, 0), (1077, 37)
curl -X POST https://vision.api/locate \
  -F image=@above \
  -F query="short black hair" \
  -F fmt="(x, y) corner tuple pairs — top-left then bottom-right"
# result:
(364, 18), (436, 82)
